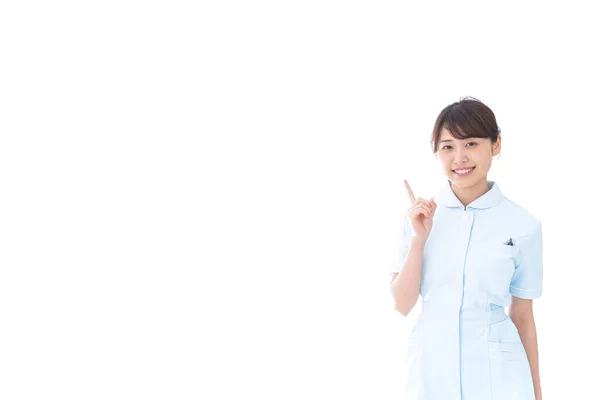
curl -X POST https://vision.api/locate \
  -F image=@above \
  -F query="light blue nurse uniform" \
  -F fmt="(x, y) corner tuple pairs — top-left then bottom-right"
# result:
(391, 180), (543, 400)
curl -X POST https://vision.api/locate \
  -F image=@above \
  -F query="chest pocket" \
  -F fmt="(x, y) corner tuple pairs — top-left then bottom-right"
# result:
(469, 241), (518, 293)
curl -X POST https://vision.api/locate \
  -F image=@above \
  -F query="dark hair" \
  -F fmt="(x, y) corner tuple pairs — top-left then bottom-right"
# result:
(430, 96), (501, 153)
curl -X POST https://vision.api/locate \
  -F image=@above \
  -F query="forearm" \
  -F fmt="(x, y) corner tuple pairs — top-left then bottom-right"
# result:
(390, 237), (426, 316)
(511, 314), (542, 400)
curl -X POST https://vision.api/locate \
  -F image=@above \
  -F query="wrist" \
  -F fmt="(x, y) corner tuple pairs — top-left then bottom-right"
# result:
(411, 236), (427, 249)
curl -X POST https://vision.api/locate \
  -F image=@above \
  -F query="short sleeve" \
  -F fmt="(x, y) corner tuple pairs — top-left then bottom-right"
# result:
(510, 221), (543, 299)
(389, 211), (413, 274)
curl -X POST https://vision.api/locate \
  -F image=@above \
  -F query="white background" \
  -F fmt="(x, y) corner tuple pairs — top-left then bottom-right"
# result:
(1, 1), (598, 399)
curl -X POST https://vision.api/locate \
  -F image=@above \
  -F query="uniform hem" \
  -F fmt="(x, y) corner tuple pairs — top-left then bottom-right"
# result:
(509, 285), (542, 299)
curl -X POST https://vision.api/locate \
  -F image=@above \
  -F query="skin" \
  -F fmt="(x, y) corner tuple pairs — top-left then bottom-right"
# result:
(391, 128), (543, 399)
(435, 127), (501, 208)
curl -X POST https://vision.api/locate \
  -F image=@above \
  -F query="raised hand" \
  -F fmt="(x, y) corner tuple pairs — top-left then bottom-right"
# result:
(404, 180), (437, 241)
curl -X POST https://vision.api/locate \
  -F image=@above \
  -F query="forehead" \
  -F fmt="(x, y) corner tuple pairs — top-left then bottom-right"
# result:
(439, 128), (482, 142)
(440, 128), (464, 141)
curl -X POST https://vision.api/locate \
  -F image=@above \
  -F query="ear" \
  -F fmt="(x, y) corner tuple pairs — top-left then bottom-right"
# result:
(492, 135), (501, 156)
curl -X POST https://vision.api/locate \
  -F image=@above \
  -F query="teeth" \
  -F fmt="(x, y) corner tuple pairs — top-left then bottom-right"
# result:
(455, 168), (473, 174)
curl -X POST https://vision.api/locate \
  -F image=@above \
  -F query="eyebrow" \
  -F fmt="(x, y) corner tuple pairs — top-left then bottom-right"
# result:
(439, 138), (479, 143)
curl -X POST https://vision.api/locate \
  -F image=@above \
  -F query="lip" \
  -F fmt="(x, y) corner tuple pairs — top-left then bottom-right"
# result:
(452, 166), (475, 176)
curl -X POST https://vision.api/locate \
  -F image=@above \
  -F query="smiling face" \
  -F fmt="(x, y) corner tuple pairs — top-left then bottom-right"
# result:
(436, 127), (501, 189)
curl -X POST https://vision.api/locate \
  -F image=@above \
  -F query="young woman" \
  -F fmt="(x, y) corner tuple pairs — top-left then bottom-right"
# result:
(389, 97), (543, 400)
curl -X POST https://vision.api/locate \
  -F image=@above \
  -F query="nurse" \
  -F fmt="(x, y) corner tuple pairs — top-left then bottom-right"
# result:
(389, 97), (543, 400)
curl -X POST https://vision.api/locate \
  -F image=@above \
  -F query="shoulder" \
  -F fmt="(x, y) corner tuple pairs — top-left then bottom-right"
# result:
(499, 196), (542, 237)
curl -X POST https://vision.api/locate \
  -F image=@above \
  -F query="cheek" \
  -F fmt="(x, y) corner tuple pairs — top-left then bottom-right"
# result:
(473, 151), (492, 168)
(437, 154), (452, 167)
(477, 159), (492, 173)
(474, 155), (493, 170)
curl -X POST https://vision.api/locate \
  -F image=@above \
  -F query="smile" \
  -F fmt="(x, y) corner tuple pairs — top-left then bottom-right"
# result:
(453, 167), (475, 176)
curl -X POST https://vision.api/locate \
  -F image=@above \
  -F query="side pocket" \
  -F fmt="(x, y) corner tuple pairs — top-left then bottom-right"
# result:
(488, 341), (535, 399)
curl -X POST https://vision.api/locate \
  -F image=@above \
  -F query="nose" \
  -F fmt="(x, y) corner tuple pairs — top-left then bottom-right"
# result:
(453, 156), (469, 165)
(453, 147), (469, 165)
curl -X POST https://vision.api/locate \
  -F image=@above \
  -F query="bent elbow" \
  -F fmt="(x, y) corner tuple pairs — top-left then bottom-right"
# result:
(394, 302), (411, 317)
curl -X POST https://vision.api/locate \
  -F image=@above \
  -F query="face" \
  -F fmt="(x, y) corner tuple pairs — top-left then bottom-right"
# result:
(436, 128), (501, 188)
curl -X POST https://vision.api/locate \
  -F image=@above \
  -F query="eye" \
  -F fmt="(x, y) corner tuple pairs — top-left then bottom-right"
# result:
(440, 142), (477, 151)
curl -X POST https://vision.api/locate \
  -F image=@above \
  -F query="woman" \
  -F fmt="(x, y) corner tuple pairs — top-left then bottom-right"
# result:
(389, 97), (543, 400)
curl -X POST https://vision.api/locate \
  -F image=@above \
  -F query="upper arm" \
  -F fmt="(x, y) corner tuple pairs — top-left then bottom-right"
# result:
(509, 295), (533, 321)
(389, 212), (412, 274)
(509, 220), (543, 299)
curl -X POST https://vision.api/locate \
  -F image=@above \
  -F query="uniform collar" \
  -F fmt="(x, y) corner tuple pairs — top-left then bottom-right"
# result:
(436, 179), (504, 210)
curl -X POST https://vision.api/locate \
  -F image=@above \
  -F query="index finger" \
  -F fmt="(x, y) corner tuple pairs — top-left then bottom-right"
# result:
(403, 180), (416, 203)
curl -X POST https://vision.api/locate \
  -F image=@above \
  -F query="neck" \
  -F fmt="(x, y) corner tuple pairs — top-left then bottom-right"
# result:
(451, 178), (490, 209)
